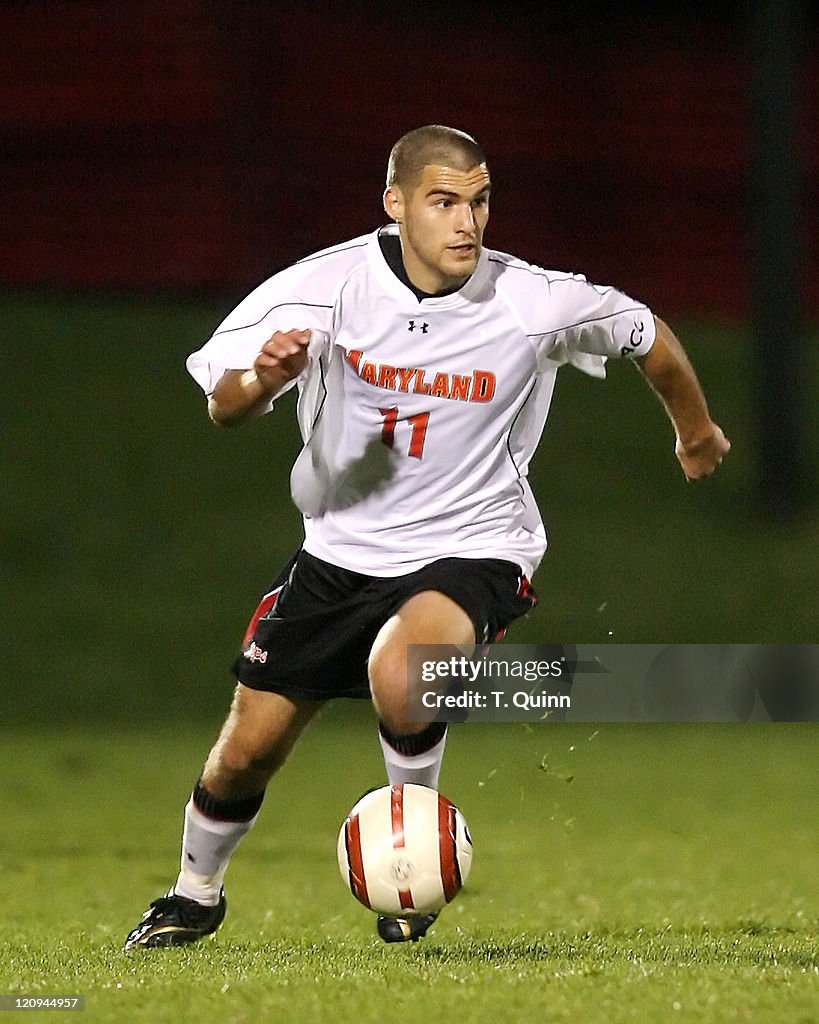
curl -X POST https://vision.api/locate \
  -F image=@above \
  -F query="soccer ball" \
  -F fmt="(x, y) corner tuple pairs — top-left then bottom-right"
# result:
(337, 783), (473, 916)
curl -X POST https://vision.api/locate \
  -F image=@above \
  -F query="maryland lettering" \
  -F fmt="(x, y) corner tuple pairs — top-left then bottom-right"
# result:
(346, 349), (496, 403)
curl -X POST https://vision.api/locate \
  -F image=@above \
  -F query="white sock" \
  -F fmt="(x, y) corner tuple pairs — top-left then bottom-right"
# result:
(378, 731), (447, 789)
(173, 799), (259, 906)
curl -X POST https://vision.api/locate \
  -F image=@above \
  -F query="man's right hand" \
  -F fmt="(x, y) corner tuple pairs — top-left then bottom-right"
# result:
(254, 329), (311, 391)
(208, 329), (311, 427)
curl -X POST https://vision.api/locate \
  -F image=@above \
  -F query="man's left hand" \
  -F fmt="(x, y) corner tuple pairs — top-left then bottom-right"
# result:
(675, 424), (731, 481)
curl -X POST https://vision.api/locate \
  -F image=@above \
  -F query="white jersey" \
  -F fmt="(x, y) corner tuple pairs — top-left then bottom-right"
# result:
(187, 225), (655, 578)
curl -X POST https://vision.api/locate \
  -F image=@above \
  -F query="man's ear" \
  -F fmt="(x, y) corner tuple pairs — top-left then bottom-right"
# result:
(383, 185), (404, 224)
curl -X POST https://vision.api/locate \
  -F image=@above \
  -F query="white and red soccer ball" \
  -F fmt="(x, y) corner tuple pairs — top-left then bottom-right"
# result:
(337, 784), (473, 917)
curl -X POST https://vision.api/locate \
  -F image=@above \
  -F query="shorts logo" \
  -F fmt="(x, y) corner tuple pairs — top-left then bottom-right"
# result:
(243, 641), (268, 664)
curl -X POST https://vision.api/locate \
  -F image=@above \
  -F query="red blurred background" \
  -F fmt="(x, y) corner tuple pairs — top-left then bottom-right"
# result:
(2, 0), (817, 317)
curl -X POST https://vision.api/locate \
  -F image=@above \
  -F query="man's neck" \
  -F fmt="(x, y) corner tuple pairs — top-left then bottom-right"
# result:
(377, 229), (463, 301)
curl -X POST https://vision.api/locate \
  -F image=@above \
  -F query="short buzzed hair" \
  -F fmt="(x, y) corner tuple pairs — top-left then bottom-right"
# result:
(386, 125), (487, 191)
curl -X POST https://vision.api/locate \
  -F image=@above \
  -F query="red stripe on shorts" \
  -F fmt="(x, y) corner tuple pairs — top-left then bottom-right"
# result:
(242, 588), (283, 645)
(518, 574), (538, 607)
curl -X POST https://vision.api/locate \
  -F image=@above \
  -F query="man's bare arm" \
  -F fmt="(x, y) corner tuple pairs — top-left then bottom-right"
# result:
(636, 317), (731, 480)
(208, 329), (311, 426)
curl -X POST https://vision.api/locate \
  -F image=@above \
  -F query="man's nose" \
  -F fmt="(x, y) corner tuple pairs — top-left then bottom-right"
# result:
(455, 204), (476, 233)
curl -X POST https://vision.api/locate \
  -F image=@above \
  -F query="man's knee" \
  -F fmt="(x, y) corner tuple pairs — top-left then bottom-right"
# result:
(368, 589), (475, 735)
(390, 590), (476, 645)
(209, 735), (284, 780)
(202, 686), (322, 796)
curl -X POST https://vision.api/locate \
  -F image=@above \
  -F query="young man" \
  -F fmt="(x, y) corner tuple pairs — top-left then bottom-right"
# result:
(124, 125), (729, 950)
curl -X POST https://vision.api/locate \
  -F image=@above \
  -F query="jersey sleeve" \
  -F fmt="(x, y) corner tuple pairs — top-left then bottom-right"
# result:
(543, 274), (656, 364)
(185, 262), (336, 399)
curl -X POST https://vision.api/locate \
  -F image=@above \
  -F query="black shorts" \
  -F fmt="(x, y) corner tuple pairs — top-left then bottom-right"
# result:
(233, 549), (538, 700)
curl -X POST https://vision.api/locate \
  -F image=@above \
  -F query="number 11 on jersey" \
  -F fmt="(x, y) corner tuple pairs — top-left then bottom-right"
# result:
(379, 407), (430, 459)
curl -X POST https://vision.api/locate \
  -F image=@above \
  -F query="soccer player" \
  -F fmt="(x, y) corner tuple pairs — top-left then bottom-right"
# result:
(123, 125), (730, 950)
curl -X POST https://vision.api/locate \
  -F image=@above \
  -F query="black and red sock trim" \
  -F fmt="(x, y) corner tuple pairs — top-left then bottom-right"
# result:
(192, 779), (265, 822)
(379, 721), (447, 757)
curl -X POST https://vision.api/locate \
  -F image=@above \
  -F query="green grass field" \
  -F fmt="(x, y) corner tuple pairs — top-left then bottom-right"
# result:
(1, 713), (817, 1023)
(1, 293), (817, 1020)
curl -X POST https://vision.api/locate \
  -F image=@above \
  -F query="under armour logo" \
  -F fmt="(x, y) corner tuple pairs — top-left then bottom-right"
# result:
(408, 320), (429, 333)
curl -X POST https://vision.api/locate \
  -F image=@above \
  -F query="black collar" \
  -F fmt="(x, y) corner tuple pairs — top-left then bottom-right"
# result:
(377, 227), (464, 302)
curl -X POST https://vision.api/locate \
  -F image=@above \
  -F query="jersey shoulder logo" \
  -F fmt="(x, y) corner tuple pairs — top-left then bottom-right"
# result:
(619, 317), (646, 356)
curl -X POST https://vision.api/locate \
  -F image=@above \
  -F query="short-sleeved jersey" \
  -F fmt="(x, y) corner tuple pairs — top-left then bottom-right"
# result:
(187, 225), (655, 578)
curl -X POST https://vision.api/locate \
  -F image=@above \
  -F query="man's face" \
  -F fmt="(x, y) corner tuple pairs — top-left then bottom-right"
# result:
(384, 163), (491, 294)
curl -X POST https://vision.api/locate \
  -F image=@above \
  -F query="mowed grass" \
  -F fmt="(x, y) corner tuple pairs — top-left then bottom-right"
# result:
(1, 710), (817, 1023)
(2, 293), (817, 1019)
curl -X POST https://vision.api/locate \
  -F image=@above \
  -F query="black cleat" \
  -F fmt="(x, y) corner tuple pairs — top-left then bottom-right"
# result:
(123, 890), (226, 950)
(376, 912), (438, 943)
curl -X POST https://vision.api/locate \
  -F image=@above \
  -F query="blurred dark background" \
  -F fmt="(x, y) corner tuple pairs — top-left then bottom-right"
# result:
(3, 0), (818, 311)
(2, 0), (817, 723)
